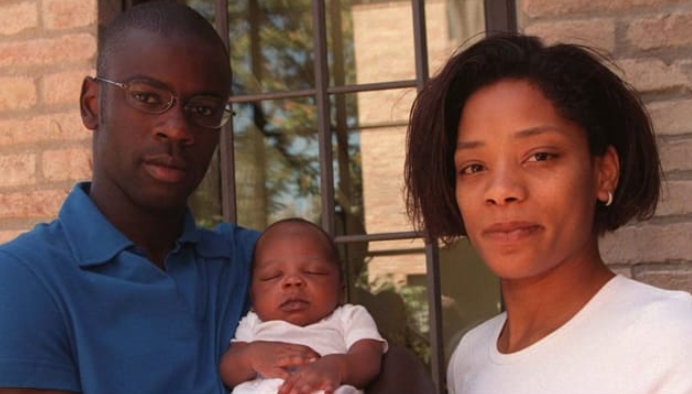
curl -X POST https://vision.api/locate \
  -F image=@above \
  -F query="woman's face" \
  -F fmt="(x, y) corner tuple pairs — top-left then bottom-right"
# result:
(454, 79), (616, 281)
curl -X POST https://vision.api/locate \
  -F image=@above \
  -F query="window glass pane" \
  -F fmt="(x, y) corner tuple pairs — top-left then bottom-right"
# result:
(227, 0), (315, 95)
(341, 238), (431, 365)
(232, 98), (322, 230)
(427, 0), (486, 73)
(335, 0), (416, 85)
(439, 238), (501, 363)
(332, 89), (415, 236)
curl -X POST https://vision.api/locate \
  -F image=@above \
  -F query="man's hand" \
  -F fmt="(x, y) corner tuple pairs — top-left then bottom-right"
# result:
(248, 341), (320, 379)
(219, 341), (320, 388)
(278, 356), (343, 394)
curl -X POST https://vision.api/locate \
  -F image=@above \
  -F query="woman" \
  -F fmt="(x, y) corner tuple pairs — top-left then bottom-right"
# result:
(404, 33), (692, 394)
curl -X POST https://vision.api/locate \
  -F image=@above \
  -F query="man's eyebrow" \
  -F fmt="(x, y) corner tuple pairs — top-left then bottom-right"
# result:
(456, 125), (561, 151)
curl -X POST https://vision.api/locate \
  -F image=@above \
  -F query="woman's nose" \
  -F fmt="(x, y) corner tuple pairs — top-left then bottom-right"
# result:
(484, 164), (526, 206)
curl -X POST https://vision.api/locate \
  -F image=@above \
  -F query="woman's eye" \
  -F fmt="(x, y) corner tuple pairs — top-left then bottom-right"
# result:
(459, 163), (485, 175)
(528, 152), (556, 162)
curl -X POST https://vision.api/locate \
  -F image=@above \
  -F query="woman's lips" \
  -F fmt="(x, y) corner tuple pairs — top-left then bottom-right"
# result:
(482, 222), (542, 241)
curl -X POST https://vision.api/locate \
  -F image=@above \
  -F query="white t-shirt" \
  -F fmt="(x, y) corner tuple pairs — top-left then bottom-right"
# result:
(230, 304), (387, 394)
(447, 275), (692, 394)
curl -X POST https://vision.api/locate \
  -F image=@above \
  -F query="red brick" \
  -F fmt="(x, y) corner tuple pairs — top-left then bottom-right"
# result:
(42, 148), (92, 182)
(0, 76), (37, 111)
(522, 0), (687, 18)
(0, 2), (38, 36)
(0, 189), (67, 219)
(42, 70), (91, 106)
(523, 19), (616, 53)
(618, 58), (687, 94)
(627, 12), (692, 50)
(0, 154), (36, 187)
(0, 34), (95, 68)
(44, 0), (96, 30)
(0, 112), (89, 146)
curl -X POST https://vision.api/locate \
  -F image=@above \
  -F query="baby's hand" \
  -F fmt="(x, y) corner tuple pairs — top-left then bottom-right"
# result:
(248, 341), (320, 379)
(278, 356), (343, 394)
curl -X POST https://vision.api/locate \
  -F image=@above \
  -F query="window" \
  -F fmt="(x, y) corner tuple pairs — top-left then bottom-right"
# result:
(113, 1), (516, 392)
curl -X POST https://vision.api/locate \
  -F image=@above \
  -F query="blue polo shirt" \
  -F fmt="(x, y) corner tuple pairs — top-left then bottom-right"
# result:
(0, 183), (260, 394)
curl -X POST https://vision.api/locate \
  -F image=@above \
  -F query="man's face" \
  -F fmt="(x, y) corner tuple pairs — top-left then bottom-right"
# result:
(85, 28), (231, 212)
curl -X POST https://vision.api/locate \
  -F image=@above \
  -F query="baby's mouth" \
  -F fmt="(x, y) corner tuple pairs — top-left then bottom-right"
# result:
(280, 299), (309, 311)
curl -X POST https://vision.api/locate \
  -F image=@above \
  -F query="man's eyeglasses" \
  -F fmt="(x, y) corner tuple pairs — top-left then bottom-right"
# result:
(94, 77), (233, 129)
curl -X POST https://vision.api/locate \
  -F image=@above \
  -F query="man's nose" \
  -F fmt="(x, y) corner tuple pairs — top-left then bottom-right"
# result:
(155, 103), (194, 145)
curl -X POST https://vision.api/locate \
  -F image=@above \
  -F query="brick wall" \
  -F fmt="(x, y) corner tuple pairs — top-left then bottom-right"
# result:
(0, 0), (96, 243)
(518, 0), (692, 293)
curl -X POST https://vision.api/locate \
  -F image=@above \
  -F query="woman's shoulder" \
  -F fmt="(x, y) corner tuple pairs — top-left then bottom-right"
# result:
(609, 275), (692, 310)
(608, 276), (692, 339)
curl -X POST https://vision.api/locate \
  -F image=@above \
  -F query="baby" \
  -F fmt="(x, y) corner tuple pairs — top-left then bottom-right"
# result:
(219, 218), (387, 394)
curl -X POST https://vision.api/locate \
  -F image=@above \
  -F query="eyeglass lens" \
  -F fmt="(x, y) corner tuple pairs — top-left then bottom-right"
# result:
(122, 80), (231, 128)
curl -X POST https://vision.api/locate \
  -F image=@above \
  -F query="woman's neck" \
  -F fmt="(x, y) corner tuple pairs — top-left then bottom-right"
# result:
(497, 251), (615, 354)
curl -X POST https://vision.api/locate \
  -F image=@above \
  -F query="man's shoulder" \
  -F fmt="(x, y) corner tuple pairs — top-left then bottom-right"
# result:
(0, 220), (67, 263)
(207, 222), (261, 243)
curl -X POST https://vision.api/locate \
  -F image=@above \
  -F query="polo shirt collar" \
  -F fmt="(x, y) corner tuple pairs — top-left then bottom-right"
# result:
(60, 182), (227, 267)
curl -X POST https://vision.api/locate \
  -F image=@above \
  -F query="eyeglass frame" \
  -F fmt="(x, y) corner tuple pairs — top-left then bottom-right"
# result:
(94, 76), (233, 129)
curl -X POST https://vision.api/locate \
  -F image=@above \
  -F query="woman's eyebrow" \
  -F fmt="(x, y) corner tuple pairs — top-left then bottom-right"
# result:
(456, 125), (562, 151)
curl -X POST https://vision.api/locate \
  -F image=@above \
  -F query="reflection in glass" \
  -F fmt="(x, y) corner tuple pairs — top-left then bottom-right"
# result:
(329, 0), (415, 86)
(340, 238), (431, 364)
(226, 0), (315, 95)
(333, 89), (416, 236)
(439, 238), (501, 363)
(232, 98), (321, 230)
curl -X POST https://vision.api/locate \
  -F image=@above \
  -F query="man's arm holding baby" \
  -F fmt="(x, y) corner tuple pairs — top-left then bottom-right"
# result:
(278, 338), (384, 394)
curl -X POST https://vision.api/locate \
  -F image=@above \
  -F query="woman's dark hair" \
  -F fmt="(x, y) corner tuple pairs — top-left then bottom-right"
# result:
(404, 33), (661, 244)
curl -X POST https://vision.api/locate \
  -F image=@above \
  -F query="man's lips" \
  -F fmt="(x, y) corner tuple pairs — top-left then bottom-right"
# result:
(143, 155), (187, 183)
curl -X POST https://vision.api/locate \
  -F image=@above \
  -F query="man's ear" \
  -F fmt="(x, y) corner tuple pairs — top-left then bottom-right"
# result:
(80, 76), (100, 130)
(596, 145), (620, 203)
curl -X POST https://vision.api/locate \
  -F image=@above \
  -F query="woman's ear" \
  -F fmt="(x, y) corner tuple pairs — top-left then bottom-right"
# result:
(80, 76), (100, 130)
(596, 145), (620, 204)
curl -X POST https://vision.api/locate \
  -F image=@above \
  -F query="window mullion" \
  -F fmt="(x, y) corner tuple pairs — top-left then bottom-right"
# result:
(312, 0), (336, 236)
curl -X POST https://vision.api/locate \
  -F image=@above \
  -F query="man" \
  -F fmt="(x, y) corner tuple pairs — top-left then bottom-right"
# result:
(0, 2), (262, 393)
